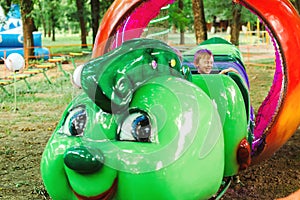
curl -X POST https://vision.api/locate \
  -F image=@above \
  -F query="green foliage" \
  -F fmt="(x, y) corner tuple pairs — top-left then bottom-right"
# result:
(169, 0), (193, 31)
(203, 0), (232, 22)
(32, 0), (113, 35)
(1, 0), (259, 43)
(99, 0), (114, 17)
(0, 1), (11, 15)
(168, 0), (257, 33)
(66, 0), (90, 25)
(203, 0), (257, 24)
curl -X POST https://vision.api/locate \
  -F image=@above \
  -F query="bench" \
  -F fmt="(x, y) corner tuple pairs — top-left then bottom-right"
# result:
(0, 62), (56, 95)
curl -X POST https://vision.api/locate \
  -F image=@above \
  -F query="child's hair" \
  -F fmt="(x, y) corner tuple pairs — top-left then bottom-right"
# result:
(193, 49), (213, 65)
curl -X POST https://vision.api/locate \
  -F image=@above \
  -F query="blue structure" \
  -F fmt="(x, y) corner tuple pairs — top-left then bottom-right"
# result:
(0, 4), (49, 59)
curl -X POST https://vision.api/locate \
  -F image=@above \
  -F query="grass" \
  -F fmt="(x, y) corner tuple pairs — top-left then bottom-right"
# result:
(42, 34), (93, 55)
(246, 65), (274, 113)
(0, 74), (78, 122)
(1, 34), (93, 115)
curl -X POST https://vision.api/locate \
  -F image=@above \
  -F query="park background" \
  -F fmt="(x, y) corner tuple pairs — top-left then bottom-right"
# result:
(0, 0), (299, 199)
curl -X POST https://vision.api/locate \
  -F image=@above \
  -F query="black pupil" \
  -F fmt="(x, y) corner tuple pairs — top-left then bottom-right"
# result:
(132, 115), (151, 142)
(70, 110), (87, 136)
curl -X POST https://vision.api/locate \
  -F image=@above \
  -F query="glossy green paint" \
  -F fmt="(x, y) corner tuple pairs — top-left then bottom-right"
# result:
(41, 77), (225, 199)
(192, 74), (248, 176)
(64, 164), (117, 197)
(64, 146), (105, 174)
(41, 94), (119, 199)
(41, 38), (249, 200)
(81, 38), (190, 113)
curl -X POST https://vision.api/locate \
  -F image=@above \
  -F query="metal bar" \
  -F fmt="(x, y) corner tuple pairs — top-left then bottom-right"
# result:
(56, 62), (68, 77)
(0, 85), (11, 96)
(41, 70), (52, 84)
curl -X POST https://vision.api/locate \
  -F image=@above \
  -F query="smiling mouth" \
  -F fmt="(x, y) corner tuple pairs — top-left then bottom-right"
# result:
(203, 68), (211, 72)
(73, 178), (118, 200)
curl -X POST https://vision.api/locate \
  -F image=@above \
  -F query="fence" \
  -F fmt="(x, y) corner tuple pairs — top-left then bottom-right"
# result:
(0, 43), (93, 69)
(171, 30), (276, 69)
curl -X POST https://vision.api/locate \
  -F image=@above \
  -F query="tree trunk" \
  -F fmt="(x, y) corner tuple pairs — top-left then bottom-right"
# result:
(37, 0), (47, 38)
(49, 3), (56, 42)
(294, 0), (300, 13)
(192, 0), (207, 44)
(20, 0), (35, 67)
(48, 28), (51, 38)
(160, 5), (169, 42)
(51, 13), (55, 41)
(48, 1), (58, 41)
(76, 0), (87, 48)
(91, 0), (100, 44)
(178, 0), (185, 44)
(230, 3), (242, 46)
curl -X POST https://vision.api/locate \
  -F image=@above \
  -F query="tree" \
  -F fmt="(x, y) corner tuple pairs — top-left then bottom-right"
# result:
(192, 0), (207, 44)
(0, 0), (13, 15)
(178, 0), (184, 44)
(203, 0), (257, 46)
(99, 0), (114, 18)
(32, 0), (63, 40)
(20, 0), (35, 66)
(76, 0), (87, 48)
(230, 2), (242, 46)
(169, 0), (193, 44)
(291, 0), (300, 14)
(91, 0), (100, 44)
(91, 0), (114, 44)
(49, 1), (59, 41)
(36, 0), (47, 37)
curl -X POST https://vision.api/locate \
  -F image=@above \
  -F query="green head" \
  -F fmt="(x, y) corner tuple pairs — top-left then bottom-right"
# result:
(41, 39), (225, 200)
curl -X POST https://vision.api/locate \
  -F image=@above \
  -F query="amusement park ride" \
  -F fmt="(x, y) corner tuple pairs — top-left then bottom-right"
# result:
(40, 0), (300, 199)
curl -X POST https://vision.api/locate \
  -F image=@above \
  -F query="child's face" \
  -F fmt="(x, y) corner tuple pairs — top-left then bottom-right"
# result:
(196, 54), (214, 74)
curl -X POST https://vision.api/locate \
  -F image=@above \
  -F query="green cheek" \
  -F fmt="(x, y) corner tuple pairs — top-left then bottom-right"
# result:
(40, 137), (79, 200)
(113, 76), (224, 199)
(65, 166), (117, 197)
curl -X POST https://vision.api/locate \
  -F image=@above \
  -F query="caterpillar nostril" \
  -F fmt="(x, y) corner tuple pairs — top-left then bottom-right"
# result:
(64, 146), (105, 174)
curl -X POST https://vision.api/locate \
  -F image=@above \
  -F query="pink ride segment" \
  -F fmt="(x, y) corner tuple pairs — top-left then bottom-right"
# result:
(94, 0), (300, 163)
(92, 0), (174, 57)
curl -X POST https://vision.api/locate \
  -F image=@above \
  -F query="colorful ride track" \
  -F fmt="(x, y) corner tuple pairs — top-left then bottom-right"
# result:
(93, 0), (300, 164)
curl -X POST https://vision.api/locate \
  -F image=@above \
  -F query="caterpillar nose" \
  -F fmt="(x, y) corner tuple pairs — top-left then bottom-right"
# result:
(64, 146), (105, 174)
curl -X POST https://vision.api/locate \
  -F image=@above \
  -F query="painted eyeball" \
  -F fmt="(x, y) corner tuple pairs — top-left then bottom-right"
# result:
(72, 64), (84, 88)
(62, 106), (87, 137)
(118, 111), (152, 142)
(170, 59), (176, 67)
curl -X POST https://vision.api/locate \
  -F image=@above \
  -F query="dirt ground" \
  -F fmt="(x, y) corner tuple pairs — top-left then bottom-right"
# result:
(0, 59), (299, 200)
(222, 131), (300, 200)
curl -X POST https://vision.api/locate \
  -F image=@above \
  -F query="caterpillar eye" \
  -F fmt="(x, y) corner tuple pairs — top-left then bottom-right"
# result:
(62, 106), (87, 137)
(118, 111), (152, 143)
